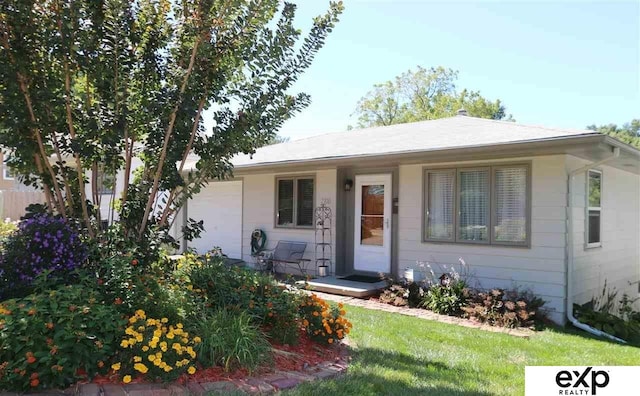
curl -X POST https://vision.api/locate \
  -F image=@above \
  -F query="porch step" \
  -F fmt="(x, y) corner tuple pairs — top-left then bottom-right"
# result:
(298, 276), (387, 298)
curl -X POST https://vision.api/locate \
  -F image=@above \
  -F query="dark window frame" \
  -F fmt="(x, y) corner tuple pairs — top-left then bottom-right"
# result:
(274, 175), (316, 229)
(422, 162), (531, 247)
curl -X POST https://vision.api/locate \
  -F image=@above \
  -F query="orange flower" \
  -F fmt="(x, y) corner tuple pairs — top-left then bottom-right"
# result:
(27, 356), (36, 364)
(30, 379), (39, 387)
(268, 312), (273, 317)
(46, 322), (54, 330)
(98, 361), (104, 368)
(114, 298), (123, 305)
(328, 338), (334, 344)
(131, 259), (138, 266)
(68, 305), (77, 312)
(27, 308), (36, 315)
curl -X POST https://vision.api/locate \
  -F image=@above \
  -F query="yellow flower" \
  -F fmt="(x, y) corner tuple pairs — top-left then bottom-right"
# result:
(176, 323), (183, 329)
(134, 356), (142, 362)
(142, 346), (149, 352)
(120, 340), (129, 348)
(134, 363), (149, 374)
(135, 309), (146, 319)
(193, 336), (202, 343)
(163, 365), (172, 372)
(187, 366), (196, 375)
(111, 362), (121, 371)
(129, 317), (137, 324)
(160, 342), (168, 352)
(161, 318), (168, 323)
(166, 332), (175, 339)
(123, 375), (132, 384)
(172, 343), (181, 351)
(136, 334), (143, 342)
(148, 355), (156, 362)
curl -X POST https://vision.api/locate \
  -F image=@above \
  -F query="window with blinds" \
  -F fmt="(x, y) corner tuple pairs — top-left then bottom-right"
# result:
(458, 169), (490, 242)
(296, 178), (314, 226)
(425, 170), (455, 240)
(494, 166), (528, 244)
(276, 176), (315, 228)
(424, 163), (530, 246)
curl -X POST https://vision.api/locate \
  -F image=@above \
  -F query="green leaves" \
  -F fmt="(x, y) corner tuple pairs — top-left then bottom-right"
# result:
(0, 0), (343, 240)
(354, 65), (512, 128)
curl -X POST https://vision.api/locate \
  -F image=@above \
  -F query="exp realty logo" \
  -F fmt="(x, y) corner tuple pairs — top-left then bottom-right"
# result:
(525, 366), (639, 396)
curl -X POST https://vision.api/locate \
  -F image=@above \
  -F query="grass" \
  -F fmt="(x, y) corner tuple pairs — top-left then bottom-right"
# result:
(283, 305), (640, 396)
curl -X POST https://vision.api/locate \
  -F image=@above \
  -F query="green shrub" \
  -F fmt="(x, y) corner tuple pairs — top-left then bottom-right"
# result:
(574, 284), (640, 344)
(188, 255), (302, 343)
(0, 219), (17, 243)
(0, 286), (126, 391)
(462, 288), (545, 328)
(421, 280), (469, 315)
(91, 252), (190, 323)
(193, 310), (271, 372)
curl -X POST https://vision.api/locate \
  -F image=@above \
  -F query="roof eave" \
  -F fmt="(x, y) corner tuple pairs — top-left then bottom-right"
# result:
(230, 134), (607, 173)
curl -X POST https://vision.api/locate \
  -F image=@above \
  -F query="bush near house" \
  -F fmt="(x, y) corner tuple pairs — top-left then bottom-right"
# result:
(377, 261), (547, 329)
(574, 284), (640, 345)
(0, 223), (350, 391)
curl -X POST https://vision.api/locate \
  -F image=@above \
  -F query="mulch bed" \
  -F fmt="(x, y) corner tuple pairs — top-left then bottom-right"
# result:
(89, 328), (342, 386)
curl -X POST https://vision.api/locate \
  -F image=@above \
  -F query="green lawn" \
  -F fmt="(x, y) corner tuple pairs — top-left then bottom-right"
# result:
(284, 305), (640, 396)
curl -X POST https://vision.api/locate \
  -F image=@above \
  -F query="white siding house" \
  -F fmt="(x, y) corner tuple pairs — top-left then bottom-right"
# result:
(183, 115), (640, 325)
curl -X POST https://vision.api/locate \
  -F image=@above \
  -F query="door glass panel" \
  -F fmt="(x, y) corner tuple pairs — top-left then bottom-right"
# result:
(361, 217), (383, 245)
(362, 185), (384, 215)
(361, 184), (385, 246)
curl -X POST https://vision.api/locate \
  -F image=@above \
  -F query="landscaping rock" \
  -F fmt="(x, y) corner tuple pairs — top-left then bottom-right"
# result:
(268, 378), (300, 390)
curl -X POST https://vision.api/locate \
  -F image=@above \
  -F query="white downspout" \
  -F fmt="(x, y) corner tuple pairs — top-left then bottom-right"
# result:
(566, 147), (625, 343)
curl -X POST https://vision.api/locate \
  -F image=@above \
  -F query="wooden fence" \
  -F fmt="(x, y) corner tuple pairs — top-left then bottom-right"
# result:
(0, 190), (46, 221)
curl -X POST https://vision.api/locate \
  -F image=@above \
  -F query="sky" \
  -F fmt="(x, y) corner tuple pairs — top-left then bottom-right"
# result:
(208, 0), (640, 141)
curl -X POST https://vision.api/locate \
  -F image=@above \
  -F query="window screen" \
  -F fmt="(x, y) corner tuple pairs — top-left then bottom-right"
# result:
(296, 178), (314, 226)
(494, 166), (528, 243)
(587, 170), (602, 246)
(425, 170), (455, 240)
(276, 177), (314, 228)
(458, 169), (489, 242)
(277, 179), (294, 226)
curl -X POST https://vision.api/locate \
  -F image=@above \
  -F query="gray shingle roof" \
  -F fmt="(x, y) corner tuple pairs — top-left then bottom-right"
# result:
(226, 115), (598, 168)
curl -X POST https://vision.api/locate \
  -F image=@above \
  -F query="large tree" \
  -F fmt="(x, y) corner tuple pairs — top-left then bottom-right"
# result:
(353, 66), (511, 128)
(0, 0), (343, 242)
(587, 119), (640, 149)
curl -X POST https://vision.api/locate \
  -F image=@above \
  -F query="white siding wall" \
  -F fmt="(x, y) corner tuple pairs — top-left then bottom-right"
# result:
(398, 155), (568, 324)
(241, 169), (337, 275)
(568, 156), (640, 310)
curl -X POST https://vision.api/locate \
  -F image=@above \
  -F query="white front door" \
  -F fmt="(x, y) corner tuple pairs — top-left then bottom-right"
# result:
(354, 174), (392, 273)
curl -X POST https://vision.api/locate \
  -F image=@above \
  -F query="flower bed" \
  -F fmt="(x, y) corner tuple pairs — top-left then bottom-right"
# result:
(376, 260), (547, 329)
(0, 218), (352, 392)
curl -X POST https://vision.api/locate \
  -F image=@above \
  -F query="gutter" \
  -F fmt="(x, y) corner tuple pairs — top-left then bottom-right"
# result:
(566, 146), (626, 343)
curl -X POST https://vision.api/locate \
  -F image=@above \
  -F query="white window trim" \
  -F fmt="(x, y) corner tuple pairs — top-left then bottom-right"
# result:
(2, 162), (14, 180)
(274, 175), (316, 229)
(585, 169), (602, 249)
(423, 162), (531, 248)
